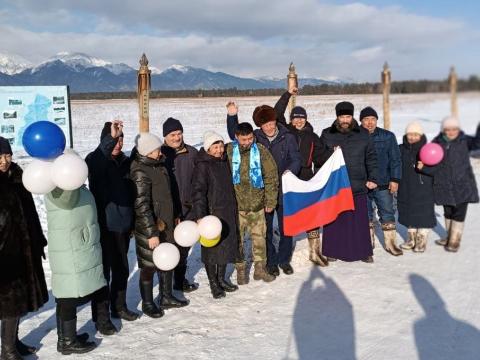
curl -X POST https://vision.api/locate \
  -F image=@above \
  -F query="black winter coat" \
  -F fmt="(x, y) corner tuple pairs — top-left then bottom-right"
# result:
(130, 154), (175, 268)
(161, 143), (198, 221)
(397, 136), (436, 228)
(274, 91), (330, 180)
(430, 127), (480, 206)
(86, 135), (135, 233)
(0, 163), (48, 318)
(191, 149), (240, 265)
(320, 120), (378, 195)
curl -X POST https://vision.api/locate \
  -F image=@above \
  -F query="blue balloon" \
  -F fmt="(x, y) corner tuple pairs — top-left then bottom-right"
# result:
(22, 121), (66, 159)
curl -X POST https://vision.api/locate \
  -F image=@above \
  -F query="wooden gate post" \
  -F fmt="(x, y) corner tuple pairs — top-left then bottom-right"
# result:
(381, 62), (391, 130)
(138, 53), (151, 133)
(449, 66), (459, 119)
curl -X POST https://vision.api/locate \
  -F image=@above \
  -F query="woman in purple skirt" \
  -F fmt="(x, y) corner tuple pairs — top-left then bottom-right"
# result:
(319, 102), (378, 262)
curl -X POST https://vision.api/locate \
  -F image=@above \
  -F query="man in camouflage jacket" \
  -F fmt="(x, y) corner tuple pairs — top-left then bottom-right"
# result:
(225, 121), (279, 284)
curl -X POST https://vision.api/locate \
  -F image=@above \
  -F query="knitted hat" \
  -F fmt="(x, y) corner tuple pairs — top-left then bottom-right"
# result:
(253, 105), (276, 127)
(163, 117), (183, 137)
(100, 122), (124, 141)
(290, 106), (307, 121)
(405, 121), (424, 135)
(0, 136), (12, 155)
(359, 106), (378, 121)
(135, 132), (162, 156)
(203, 131), (224, 152)
(441, 116), (460, 130)
(335, 101), (354, 117)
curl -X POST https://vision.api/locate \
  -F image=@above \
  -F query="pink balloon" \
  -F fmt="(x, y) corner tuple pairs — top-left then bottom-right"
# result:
(419, 143), (444, 166)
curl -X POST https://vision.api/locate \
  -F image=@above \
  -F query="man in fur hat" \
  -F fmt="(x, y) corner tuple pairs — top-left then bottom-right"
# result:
(227, 102), (301, 276)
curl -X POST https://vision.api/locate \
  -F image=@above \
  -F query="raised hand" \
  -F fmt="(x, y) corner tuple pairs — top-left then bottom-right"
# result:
(111, 119), (124, 138)
(226, 101), (238, 116)
(289, 87), (299, 95)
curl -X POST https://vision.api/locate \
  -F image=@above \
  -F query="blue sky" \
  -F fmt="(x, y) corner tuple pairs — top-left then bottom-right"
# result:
(0, 0), (478, 81)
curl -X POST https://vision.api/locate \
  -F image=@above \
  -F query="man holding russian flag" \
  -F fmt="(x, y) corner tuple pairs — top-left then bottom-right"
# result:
(286, 101), (378, 263)
(320, 101), (378, 262)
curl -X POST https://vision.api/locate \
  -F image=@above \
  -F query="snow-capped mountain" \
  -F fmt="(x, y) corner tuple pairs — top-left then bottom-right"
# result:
(0, 53), (33, 75)
(0, 52), (344, 93)
(166, 64), (191, 73)
(31, 52), (134, 75)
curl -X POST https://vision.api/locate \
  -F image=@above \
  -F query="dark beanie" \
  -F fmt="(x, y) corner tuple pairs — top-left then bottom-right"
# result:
(0, 136), (12, 155)
(100, 121), (125, 141)
(253, 105), (276, 127)
(290, 106), (307, 121)
(335, 101), (354, 117)
(360, 106), (378, 121)
(163, 117), (183, 137)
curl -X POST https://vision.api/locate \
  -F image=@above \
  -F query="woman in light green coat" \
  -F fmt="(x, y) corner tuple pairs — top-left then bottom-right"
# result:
(45, 185), (117, 355)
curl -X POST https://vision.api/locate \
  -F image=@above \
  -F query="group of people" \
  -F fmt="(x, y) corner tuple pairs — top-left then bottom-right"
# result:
(1, 88), (479, 358)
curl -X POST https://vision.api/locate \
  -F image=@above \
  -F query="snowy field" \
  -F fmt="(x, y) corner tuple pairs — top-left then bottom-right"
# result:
(14, 92), (480, 359)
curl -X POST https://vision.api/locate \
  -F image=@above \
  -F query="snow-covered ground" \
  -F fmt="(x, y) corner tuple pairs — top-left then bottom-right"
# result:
(14, 92), (480, 359)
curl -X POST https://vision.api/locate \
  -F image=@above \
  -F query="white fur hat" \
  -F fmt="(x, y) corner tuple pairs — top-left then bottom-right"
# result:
(135, 132), (162, 156)
(442, 116), (460, 130)
(405, 121), (424, 135)
(203, 131), (224, 151)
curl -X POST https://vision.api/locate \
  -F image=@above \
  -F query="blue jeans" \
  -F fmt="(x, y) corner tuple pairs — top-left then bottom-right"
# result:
(367, 189), (396, 224)
(265, 204), (293, 266)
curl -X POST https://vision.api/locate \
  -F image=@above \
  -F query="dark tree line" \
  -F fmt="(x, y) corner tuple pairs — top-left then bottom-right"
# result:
(71, 75), (480, 100)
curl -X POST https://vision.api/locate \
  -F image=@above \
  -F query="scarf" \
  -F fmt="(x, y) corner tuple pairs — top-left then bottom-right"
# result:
(232, 141), (264, 189)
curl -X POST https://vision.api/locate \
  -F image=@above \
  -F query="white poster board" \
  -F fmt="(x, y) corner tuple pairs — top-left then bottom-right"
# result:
(0, 85), (72, 151)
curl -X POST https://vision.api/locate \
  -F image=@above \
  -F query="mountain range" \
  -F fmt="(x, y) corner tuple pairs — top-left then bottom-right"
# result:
(0, 52), (347, 93)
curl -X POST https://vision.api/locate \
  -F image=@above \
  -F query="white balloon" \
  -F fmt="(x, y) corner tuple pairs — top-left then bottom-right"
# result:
(51, 153), (88, 191)
(22, 159), (56, 194)
(198, 215), (222, 240)
(174, 220), (200, 247)
(153, 243), (180, 271)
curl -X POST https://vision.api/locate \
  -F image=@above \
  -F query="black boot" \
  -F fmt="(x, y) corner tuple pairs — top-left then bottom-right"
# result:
(15, 320), (37, 356)
(111, 290), (140, 321)
(159, 271), (189, 309)
(94, 300), (118, 336)
(279, 263), (294, 275)
(56, 317), (96, 355)
(1, 317), (22, 360)
(139, 279), (164, 318)
(217, 265), (238, 292)
(205, 264), (226, 299)
(173, 265), (199, 293)
(55, 316), (89, 345)
(15, 340), (36, 357)
(267, 264), (280, 277)
(361, 256), (374, 263)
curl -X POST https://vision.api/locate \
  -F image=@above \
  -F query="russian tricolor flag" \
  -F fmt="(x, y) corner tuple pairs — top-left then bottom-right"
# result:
(283, 148), (355, 236)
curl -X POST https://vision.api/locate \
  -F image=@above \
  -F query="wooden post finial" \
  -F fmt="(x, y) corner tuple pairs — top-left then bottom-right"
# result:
(287, 62), (298, 114)
(139, 53), (149, 67)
